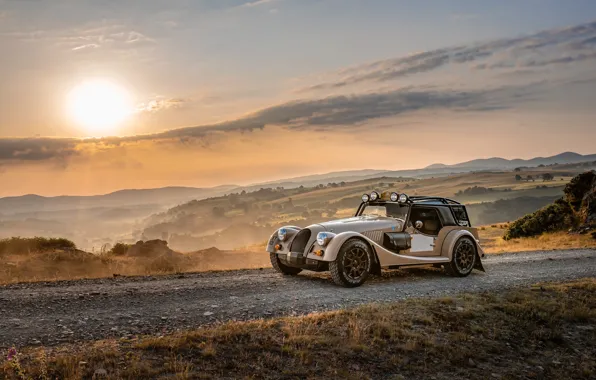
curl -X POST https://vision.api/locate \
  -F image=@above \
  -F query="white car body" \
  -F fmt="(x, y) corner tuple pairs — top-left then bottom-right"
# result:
(267, 192), (485, 287)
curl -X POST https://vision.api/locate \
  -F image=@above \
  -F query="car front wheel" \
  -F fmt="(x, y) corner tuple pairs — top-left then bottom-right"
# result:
(329, 239), (372, 287)
(445, 236), (476, 277)
(269, 253), (302, 275)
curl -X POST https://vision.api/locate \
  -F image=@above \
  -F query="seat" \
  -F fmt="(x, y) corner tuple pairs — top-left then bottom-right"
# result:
(422, 219), (440, 235)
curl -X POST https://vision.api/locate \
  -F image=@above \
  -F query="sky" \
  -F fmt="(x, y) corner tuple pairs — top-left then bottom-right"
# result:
(0, 0), (596, 196)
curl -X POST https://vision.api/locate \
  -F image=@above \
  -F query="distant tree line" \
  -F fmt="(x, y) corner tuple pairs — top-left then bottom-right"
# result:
(516, 173), (554, 182)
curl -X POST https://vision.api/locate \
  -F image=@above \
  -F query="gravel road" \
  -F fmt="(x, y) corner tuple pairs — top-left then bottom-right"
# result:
(1, 249), (595, 348)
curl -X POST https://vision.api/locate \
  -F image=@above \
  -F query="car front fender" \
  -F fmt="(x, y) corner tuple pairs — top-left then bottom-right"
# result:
(266, 226), (301, 253)
(314, 231), (376, 262)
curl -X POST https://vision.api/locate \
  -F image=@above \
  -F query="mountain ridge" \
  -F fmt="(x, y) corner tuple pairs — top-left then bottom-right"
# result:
(2, 152), (595, 211)
(426, 151), (596, 170)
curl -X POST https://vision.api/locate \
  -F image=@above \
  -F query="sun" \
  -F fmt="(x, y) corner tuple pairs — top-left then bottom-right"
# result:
(67, 79), (133, 134)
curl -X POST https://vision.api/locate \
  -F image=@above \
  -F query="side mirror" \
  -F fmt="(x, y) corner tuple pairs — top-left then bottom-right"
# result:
(415, 220), (424, 229)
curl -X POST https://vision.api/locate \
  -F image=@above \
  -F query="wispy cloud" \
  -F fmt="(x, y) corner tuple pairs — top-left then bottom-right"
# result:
(137, 97), (187, 113)
(3, 21), (156, 54)
(71, 43), (99, 51)
(298, 21), (596, 92)
(242, 0), (279, 8)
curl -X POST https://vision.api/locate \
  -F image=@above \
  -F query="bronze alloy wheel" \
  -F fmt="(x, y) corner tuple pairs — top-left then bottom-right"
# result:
(454, 238), (475, 273)
(342, 246), (369, 281)
(445, 236), (476, 277)
(329, 239), (372, 287)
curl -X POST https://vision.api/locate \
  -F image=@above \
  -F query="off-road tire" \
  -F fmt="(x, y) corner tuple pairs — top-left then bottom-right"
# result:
(269, 252), (302, 275)
(445, 236), (476, 277)
(329, 239), (372, 287)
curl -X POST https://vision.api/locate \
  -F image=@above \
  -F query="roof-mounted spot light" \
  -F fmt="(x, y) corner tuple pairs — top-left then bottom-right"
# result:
(361, 193), (370, 202)
(370, 191), (380, 201)
(390, 192), (399, 202)
(398, 193), (409, 203)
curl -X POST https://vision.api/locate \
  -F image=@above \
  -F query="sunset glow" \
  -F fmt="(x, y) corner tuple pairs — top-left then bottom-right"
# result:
(66, 80), (133, 134)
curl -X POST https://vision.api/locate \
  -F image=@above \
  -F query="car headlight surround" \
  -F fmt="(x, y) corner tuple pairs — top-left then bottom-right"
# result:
(316, 232), (336, 247)
(278, 227), (288, 241)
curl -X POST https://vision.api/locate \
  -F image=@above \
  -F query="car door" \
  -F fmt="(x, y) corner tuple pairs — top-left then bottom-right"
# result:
(407, 206), (443, 256)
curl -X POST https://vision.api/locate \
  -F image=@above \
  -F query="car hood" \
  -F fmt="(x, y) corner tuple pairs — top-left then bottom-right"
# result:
(312, 216), (403, 234)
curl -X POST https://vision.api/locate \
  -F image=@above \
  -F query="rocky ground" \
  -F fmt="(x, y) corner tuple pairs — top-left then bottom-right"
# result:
(1, 249), (595, 348)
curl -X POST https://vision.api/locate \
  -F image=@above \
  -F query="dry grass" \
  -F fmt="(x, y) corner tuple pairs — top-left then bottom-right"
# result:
(3, 278), (595, 379)
(479, 225), (596, 254)
(0, 248), (270, 285)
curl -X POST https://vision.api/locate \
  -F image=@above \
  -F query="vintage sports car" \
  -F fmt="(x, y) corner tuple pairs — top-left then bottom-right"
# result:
(267, 191), (485, 287)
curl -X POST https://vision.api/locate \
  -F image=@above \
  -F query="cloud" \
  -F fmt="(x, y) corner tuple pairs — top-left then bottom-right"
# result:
(299, 21), (596, 92)
(71, 43), (99, 51)
(0, 81), (540, 165)
(242, 0), (278, 7)
(0, 138), (78, 162)
(137, 97), (187, 113)
(303, 51), (452, 91)
(1, 20), (594, 169)
(2, 20), (156, 54)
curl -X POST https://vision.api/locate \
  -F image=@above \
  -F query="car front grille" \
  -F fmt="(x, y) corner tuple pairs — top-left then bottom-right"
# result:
(290, 229), (311, 253)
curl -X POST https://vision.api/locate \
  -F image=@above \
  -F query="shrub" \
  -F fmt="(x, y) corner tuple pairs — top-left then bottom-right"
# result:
(0, 237), (76, 256)
(503, 171), (596, 240)
(110, 242), (131, 256)
(503, 198), (573, 240)
(455, 186), (494, 196)
(564, 171), (596, 212)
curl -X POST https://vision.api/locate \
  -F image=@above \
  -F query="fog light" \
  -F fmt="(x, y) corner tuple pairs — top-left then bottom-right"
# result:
(274, 244), (282, 250)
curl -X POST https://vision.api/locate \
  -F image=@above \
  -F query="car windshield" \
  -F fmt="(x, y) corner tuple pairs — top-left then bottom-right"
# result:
(360, 203), (409, 220)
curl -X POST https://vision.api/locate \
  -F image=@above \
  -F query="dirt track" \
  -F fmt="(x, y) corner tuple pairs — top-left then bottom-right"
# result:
(1, 249), (595, 348)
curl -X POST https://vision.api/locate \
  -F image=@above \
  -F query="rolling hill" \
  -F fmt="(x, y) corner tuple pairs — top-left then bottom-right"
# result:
(426, 152), (596, 170)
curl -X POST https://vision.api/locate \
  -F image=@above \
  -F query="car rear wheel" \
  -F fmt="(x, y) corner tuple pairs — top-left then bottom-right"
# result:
(329, 239), (372, 287)
(269, 253), (302, 275)
(445, 236), (476, 277)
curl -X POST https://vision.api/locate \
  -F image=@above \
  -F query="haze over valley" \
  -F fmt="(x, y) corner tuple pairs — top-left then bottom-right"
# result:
(1, 151), (594, 252)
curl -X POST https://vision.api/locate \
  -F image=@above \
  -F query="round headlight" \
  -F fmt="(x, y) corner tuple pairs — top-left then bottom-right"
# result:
(390, 192), (399, 202)
(370, 191), (380, 201)
(398, 193), (408, 203)
(316, 231), (335, 247)
(316, 232), (328, 246)
(361, 194), (370, 202)
(278, 227), (288, 241)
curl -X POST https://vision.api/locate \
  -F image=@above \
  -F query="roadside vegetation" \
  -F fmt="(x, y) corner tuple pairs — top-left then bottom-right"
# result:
(0, 237), (76, 256)
(480, 225), (596, 254)
(3, 278), (595, 379)
(504, 171), (596, 240)
(0, 237), (270, 285)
